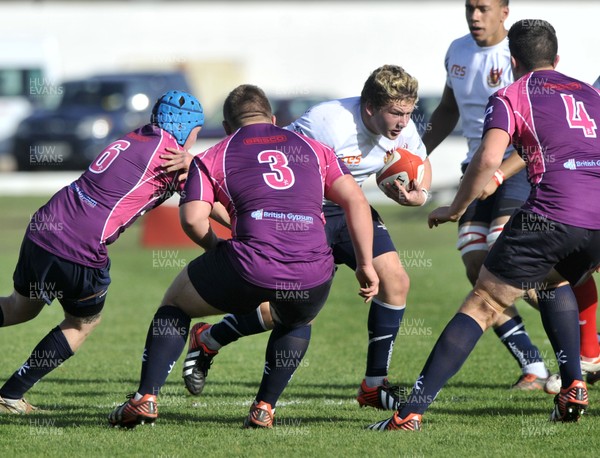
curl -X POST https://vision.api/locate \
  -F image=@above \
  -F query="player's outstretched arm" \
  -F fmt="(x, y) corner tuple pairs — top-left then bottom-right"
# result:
(422, 85), (460, 156)
(180, 200), (220, 250)
(479, 150), (526, 200)
(428, 128), (509, 228)
(325, 175), (379, 302)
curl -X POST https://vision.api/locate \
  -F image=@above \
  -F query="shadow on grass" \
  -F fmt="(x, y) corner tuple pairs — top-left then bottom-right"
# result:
(14, 376), (553, 431)
(444, 380), (552, 390)
(429, 404), (551, 417)
(0, 408), (365, 430)
(4, 405), (564, 433)
(41, 377), (366, 398)
(38, 376), (522, 402)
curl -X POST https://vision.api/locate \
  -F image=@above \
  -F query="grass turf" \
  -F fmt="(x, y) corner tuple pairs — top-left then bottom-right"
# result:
(0, 195), (598, 457)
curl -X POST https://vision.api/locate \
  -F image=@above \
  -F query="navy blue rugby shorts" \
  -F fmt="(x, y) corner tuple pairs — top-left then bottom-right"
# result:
(484, 209), (600, 289)
(187, 242), (334, 328)
(323, 204), (396, 269)
(13, 236), (110, 317)
(459, 165), (530, 225)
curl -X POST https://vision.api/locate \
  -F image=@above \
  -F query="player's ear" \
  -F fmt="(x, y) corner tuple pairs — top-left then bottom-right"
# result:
(364, 101), (375, 117)
(271, 115), (276, 126)
(552, 55), (560, 69)
(510, 56), (520, 76)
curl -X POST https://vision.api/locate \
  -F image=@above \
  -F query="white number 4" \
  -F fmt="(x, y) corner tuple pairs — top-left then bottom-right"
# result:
(560, 93), (597, 138)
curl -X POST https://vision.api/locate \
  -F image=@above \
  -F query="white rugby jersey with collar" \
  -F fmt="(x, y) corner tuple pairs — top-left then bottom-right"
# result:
(445, 34), (513, 164)
(286, 96), (426, 190)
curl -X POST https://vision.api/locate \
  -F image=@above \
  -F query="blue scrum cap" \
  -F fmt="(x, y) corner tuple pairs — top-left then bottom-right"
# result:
(152, 90), (204, 145)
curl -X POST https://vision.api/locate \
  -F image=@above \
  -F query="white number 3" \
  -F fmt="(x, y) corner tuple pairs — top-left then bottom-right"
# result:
(257, 150), (296, 190)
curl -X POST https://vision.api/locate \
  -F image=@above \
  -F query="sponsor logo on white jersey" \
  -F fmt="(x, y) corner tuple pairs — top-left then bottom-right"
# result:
(450, 64), (466, 78)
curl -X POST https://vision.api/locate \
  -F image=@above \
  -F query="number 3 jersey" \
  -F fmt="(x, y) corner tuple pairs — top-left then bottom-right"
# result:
(484, 70), (600, 229)
(26, 124), (184, 268)
(181, 123), (350, 289)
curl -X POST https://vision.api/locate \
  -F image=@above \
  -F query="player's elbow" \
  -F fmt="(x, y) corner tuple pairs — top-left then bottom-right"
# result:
(179, 209), (196, 233)
(180, 218), (197, 237)
(180, 218), (212, 247)
(477, 150), (503, 171)
(179, 211), (204, 239)
(339, 190), (369, 214)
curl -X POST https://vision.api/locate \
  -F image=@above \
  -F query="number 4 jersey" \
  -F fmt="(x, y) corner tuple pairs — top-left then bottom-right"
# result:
(182, 123), (350, 289)
(484, 70), (600, 229)
(26, 124), (184, 268)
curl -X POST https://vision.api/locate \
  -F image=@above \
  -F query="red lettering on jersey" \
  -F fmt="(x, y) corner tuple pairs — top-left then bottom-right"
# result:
(544, 82), (582, 91)
(126, 131), (151, 142)
(243, 135), (288, 145)
(450, 64), (466, 78)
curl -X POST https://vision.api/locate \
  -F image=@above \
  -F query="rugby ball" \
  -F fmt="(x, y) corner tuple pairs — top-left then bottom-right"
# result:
(376, 148), (424, 192)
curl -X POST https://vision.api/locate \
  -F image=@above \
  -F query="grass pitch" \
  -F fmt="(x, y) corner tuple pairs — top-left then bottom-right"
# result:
(0, 195), (598, 457)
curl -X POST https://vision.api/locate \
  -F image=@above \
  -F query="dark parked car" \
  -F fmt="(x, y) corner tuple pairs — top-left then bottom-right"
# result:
(13, 71), (193, 170)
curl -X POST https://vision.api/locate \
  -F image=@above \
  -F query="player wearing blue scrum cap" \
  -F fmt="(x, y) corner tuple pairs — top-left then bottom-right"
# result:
(0, 90), (204, 414)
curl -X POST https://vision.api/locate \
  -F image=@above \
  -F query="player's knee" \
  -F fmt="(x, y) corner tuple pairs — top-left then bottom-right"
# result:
(396, 268), (410, 294)
(160, 268), (198, 312)
(467, 268), (524, 330)
(64, 312), (102, 333)
(161, 287), (179, 307)
(462, 250), (487, 286)
(461, 288), (501, 330)
(1, 292), (45, 326)
(376, 260), (410, 304)
(464, 263), (481, 286)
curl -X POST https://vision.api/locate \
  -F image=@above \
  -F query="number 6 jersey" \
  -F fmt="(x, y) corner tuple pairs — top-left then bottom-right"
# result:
(26, 124), (184, 268)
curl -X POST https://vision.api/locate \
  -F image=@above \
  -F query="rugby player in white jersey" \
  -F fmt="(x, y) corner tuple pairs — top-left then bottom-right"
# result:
(421, 0), (556, 390)
(181, 65), (434, 411)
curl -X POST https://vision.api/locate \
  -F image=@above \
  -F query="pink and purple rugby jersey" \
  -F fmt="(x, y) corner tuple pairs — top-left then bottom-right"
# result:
(484, 70), (600, 229)
(181, 123), (350, 289)
(27, 124), (184, 268)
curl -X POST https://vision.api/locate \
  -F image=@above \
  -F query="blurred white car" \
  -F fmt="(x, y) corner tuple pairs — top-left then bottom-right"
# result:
(0, 35), (61, 171)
